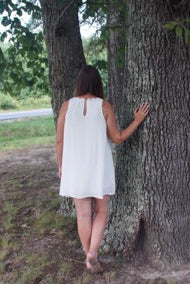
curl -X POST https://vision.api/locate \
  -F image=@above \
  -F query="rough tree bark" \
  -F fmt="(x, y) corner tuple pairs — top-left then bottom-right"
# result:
(103, 0), (190, 267)
(39, 0), (86, 123)
(107, 0), (126, 121)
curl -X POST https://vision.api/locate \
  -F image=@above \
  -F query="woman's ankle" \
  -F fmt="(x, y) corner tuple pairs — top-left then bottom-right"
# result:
(87, 251), (98, 259)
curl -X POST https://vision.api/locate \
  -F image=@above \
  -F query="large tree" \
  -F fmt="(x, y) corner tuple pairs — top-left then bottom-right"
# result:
(39, 0), (86, 122)
(107, 0), (126, 121)
(1, 0), (190, 268)
(103, 0), (190, 267)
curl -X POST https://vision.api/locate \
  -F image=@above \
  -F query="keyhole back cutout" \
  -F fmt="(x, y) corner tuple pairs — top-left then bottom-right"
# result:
(83, 98), (87, 117)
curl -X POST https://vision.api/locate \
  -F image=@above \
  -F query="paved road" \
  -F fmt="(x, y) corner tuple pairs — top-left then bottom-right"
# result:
(0, 108), (53, 121)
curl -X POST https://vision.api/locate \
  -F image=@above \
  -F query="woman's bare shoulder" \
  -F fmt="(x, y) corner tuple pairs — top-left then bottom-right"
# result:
(59, 100), (69, 115)
(102, 100), (114, 119)
(103, 100), (113, 108)
(103, 100), (114, 111)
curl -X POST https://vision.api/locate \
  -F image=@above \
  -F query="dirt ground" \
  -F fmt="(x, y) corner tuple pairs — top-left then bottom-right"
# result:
(0, 145), (190, 284)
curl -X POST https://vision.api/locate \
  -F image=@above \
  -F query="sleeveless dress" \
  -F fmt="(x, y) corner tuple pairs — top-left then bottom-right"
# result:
(59, 97), (115, 199)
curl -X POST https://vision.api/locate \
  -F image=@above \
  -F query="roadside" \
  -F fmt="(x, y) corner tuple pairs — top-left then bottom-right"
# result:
(0, 95), (51, 113)
(0, 108), (53, 121)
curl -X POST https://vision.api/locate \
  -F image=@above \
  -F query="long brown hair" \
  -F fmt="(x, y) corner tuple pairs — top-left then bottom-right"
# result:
(73, 65), (104, 99)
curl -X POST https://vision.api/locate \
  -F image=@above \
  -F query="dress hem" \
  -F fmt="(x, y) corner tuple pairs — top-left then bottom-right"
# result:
(59, 192), (115, 199)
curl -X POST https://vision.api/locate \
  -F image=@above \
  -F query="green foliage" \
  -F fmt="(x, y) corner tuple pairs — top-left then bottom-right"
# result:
(164, 21), (177, 30)
(184, 28), (190, 44)
(80, 0), (108, 25)
(0, 94), (51, 111)
(0, 0), (127, 100)
(17, 95), (51, 109)
(0, 0), (49, 97)
(164, 17), (190, 44)
(82, 36), (108, 91)
(0, 93), (17, 109)
(80, 0), (126, 95)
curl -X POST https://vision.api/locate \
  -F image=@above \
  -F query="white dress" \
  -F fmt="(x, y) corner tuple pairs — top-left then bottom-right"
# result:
(59, 97), (115, 199)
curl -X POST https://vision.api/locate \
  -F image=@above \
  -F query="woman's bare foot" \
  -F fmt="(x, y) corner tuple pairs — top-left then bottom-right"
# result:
(85, 257), (93, 270)
(86, 253), (103, 273)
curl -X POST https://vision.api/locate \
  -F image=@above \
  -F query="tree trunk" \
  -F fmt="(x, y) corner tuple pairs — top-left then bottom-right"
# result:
(103, 0), (190, 267)
(40, 0), (86, 216)
(39, 0), (86, 123)
(107, 1), (126, 121)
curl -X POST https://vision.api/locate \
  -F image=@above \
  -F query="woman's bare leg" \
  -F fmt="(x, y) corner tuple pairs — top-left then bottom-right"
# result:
(87, 195), (110, 260)
(73, 197), (92, 255)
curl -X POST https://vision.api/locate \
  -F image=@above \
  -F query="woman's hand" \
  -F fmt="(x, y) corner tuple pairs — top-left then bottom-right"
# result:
(134, 102), (150, 124)
(58, 166), (62, 179)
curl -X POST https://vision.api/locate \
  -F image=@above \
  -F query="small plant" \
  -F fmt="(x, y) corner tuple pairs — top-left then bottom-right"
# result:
(164, 17), (190, 44)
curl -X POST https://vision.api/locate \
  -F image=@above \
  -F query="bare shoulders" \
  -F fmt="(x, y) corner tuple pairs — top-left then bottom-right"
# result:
(102, 100), (113, 109)
(59, 100), (69, 116)
(102, 100), (114, 120)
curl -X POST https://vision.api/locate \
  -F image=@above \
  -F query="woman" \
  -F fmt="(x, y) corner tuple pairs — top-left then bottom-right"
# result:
(56, 65), (149, 273)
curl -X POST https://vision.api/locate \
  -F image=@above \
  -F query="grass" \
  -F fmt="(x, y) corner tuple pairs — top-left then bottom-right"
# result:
(0, 116), (55, 151)
(33, 207), (72, 236)
(1, 144), (180, 283)
(18, 253), (48, 284)
(0, 148), (123, 283)
(2, 204), (83, 283)
(0, 193), (79, 283)
(0, 94), (51, 111)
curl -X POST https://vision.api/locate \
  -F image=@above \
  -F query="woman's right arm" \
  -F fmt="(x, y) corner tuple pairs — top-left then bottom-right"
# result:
(56, 100), (69, 178)
(103, 101), (150, 145)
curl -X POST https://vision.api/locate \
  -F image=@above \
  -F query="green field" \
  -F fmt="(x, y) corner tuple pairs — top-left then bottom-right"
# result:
(0, 116), (55, 151)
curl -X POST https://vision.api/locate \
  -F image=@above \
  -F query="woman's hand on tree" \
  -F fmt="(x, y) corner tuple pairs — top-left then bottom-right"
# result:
(134, 102), (150, 124)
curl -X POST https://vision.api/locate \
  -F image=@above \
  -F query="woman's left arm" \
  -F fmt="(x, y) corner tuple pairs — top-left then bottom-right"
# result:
(56, 101), (69, 178)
